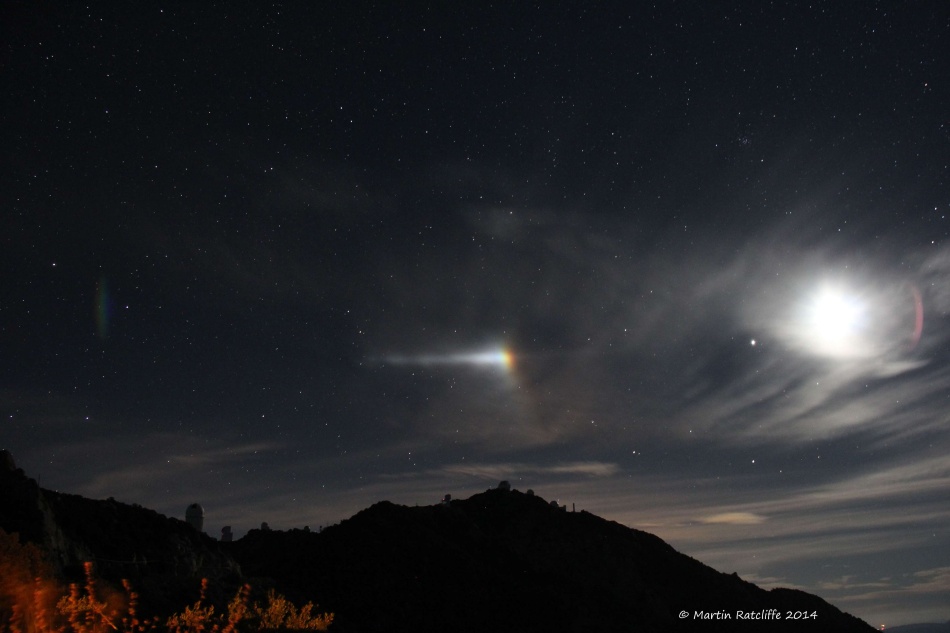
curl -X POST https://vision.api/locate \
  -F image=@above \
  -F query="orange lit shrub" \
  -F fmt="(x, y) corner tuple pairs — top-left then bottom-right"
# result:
(0, 529), (59, 633)
(167, 580), (333, 632)
(0, 530), (332, 633)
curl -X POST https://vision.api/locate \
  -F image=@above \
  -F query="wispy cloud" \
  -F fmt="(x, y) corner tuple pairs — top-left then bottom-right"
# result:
(23, 433), (286, 521)
(700, 512), (766, 525)
(437, 460), (620, 480)
(818, 567), (950, 627)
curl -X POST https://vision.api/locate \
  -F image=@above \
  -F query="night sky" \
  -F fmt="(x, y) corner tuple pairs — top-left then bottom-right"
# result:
(3, 2), (949, 627)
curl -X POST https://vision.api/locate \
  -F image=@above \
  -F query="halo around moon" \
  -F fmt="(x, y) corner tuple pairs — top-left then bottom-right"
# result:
(775, 277), (924, 362)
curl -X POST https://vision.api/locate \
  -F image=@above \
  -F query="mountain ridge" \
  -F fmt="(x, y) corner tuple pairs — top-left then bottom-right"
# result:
(228, 487), (875, 632)
(1, 452), (875, 632)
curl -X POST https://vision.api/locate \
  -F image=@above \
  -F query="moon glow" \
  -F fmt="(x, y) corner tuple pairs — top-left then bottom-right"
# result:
(787, 280), (921, 360)
(809, 287), (864, 341)
(790, 284), (872, 359)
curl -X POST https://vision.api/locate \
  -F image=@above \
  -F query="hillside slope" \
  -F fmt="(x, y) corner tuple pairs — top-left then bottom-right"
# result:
(0, 452), (240, 615)
(229, 488), (874, 633)
(0, 451), (875, 632)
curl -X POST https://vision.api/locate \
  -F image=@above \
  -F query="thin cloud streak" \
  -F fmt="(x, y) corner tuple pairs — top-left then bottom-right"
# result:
(20, 434), (287, 526)
(700, 512), (766, 525)
(818, 567), (950, 627)
(437, 460), (621, 480)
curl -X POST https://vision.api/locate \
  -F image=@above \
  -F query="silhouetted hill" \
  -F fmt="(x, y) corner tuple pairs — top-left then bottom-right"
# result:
(228, 488), (875, 633)
(0, 451), (875, 632)
(0, 451), (240, 615)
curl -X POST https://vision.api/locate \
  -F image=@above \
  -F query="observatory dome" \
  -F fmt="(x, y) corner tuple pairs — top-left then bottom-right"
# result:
(185, 502), (204, 532)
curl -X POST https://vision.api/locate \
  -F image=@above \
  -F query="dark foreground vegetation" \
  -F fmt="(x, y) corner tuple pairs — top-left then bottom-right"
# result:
(1, 451), (873, 632)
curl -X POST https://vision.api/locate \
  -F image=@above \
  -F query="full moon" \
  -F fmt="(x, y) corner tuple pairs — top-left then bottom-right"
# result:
(809, 287), (864, 339)
(778, 277), (923, 361)
(799, 285), (869, 358)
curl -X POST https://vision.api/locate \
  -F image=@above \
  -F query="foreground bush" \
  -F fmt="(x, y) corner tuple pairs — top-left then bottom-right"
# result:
(0, 529), (332, 633)
(166, 580), (333, 633)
